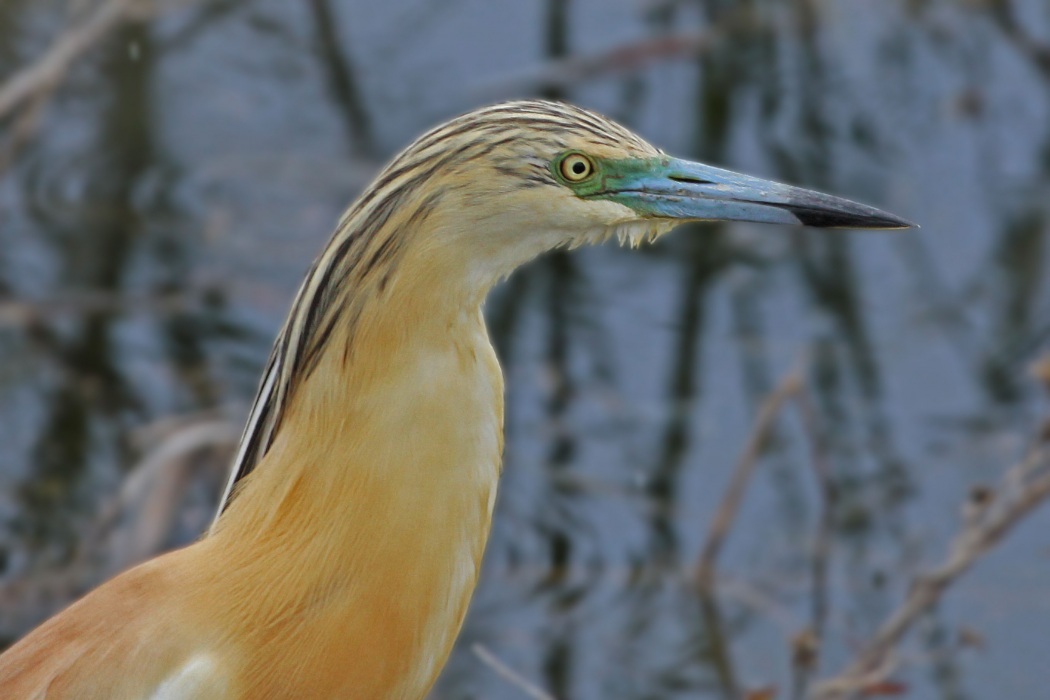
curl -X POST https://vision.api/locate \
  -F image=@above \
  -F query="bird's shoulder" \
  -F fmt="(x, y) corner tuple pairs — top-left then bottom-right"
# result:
(0, 546), (233, 699)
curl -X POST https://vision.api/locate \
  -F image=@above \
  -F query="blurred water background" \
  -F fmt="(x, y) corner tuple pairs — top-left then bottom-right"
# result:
(1, 0), (1049, 698)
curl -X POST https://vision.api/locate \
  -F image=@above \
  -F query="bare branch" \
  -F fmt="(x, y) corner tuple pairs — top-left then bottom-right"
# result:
(472, 643), (558, 700)
(0, 412), (236, 637)
(790, 383), (837, 700)
(0, 290), (206, 327)
(695, 370), (803, 591)
(812, 446), (1050, 699)
(89, 418), (238, 573)
(472, 6), (768, 96)
(474, 30), (725, 97)
(0, 0), (151, 120)
(0, 86), (54, 173)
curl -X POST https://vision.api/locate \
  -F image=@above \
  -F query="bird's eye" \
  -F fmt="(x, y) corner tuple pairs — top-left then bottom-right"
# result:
(558, 153), (595, 182)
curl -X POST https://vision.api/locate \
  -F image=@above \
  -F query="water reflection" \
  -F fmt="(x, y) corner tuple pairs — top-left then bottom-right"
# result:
(1, 0), (1049, 697)
(17, 20), (157, 549)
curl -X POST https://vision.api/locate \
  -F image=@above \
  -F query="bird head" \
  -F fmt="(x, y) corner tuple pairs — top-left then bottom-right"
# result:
(344, 101), (912, 295)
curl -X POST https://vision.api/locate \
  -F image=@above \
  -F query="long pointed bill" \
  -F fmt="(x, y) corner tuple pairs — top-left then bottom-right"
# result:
(594, 157), (914, 229)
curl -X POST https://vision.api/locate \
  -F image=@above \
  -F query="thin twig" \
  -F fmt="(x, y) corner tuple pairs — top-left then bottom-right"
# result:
(88, 418), (238, 573)
(473, 5), (766, 96)
(0, 85), (54, 174)
(812, 446), (1050, 699)
(695, 370), (803, 591)
(0, 290), (203, 327)
(0, 413), (236, 636)
(794, 386), (835, 639)
(474, 30), (725, 96)
(0, 0), (151, 120)
(472, 643), (558, 700)
(790, 383), (837, 700)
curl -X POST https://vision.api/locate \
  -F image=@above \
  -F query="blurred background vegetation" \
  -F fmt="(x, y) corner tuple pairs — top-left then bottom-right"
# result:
(1, 0), (1049, 698)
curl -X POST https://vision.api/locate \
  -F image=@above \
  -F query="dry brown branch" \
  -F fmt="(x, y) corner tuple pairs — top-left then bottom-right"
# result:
(0, 86), (54, 173)
(0, 0), (152, 121)
(496, 33), (718, 93)
(0, 413), (236, 637)
(474, 5), (766, 95)
(472, 643), (558, 700)
(791, 383), (836, 699)
(695, 370), (803, 591)
(473, 25), (746, 96)
(0, 291), (202, 327)
(88, 417), (238, 574)
(811, 445), (1050, 699)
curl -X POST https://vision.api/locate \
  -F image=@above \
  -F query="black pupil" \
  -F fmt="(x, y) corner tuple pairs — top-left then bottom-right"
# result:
(571, 160), (587, 175)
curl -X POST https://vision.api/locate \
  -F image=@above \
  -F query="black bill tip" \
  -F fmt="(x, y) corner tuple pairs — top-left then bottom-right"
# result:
(781, 203), (917, 229)
(760, 188), (917, 230)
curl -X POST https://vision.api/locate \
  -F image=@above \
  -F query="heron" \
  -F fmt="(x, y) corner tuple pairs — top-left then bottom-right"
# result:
(0, 100), (911, 698)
